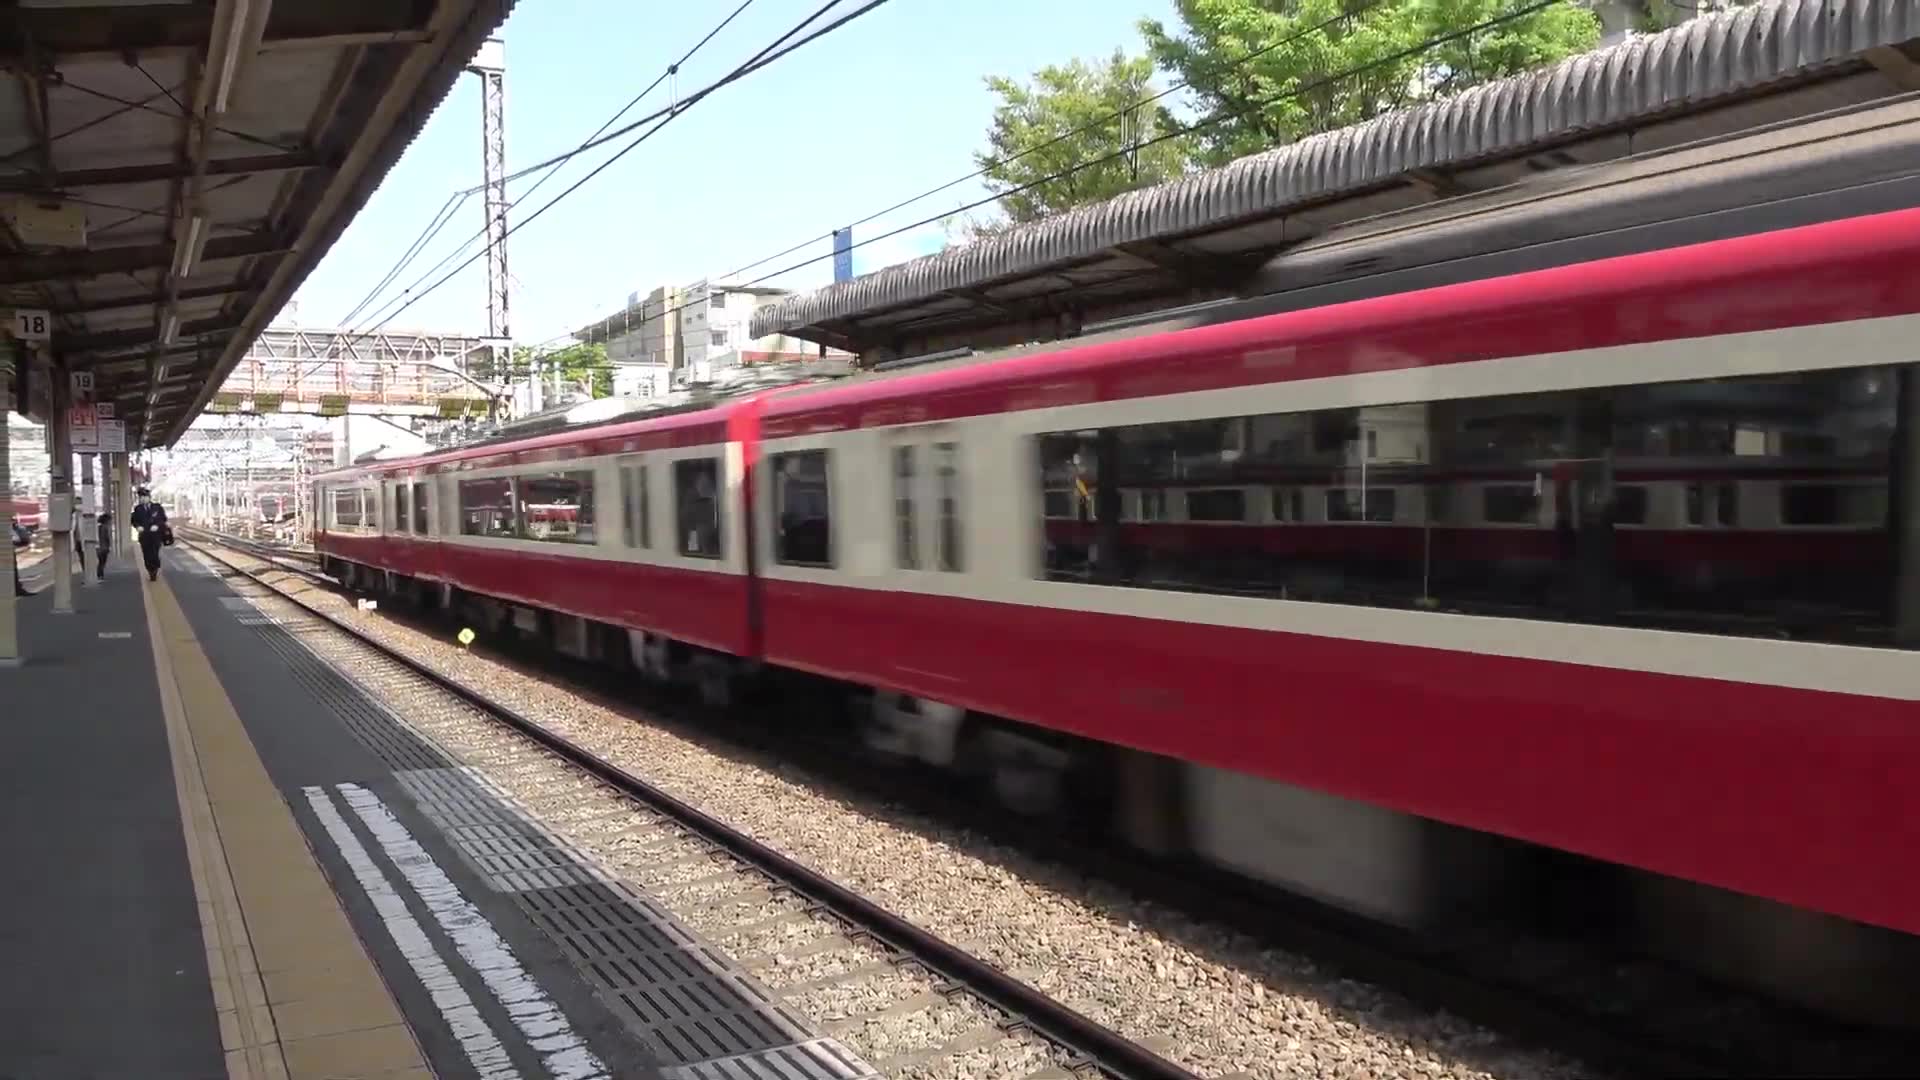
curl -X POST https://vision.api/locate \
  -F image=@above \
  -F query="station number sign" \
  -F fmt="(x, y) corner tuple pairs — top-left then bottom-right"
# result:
(12, 308), (50, 342)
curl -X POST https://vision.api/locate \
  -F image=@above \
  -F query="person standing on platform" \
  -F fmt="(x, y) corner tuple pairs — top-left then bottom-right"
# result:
(93, 509), (111, 580)
(130, 487), (169, 582)
(70, 505), (84, 573)
(10, 519), (27, 596)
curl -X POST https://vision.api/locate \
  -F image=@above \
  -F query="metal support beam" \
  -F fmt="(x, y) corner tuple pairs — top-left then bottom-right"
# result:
(0, 233), (286, 284)
(0, 340), (17, 666)
(0, 150), (323, 194)
(50, 283), (247, 317)
(60, 318), (243, 357)
(0, 1), (436, 62)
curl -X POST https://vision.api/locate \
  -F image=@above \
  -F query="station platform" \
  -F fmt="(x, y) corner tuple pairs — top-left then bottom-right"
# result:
(2, 552), (665, 1079)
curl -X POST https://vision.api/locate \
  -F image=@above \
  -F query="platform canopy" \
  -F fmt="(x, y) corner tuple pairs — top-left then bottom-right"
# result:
(752, 0), (1920, 364)
(0, 0), (514, 449)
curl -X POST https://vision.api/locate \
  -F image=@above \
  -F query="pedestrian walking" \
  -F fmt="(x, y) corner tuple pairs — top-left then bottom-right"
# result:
(94, 509), (112, 580)
(130, 487), (170, 582)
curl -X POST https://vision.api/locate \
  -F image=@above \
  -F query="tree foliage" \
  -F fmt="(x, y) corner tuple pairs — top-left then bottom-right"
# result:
(1140, 0), (1601, 166)
(974, 50), (1193, 227)
(970, 1), (1603, 226)
(478, 342), (611, 400)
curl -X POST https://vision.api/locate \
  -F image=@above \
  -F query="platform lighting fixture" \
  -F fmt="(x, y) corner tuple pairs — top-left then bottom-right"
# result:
(172, 213), (206, 278)
(212, 0), (255, 115)
(160, 314), (179, 347)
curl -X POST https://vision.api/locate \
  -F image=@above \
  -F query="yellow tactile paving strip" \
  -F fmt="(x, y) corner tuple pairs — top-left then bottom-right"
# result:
(142, 575), (433, 1080)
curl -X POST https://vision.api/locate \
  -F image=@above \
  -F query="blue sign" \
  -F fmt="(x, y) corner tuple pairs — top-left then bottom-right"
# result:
(832, 228), (853, 283)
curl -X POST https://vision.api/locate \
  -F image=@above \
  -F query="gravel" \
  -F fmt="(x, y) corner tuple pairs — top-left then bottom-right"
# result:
(210, 547), (1588, 1080)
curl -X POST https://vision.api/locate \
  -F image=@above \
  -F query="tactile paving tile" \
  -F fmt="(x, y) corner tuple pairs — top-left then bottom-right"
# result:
(223, 586), (878, 1076)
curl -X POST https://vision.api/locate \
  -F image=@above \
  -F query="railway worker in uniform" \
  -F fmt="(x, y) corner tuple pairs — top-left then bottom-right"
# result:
(130, 486), (170, 582)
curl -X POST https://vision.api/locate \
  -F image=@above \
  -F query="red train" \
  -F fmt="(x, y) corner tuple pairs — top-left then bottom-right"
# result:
(317, 205), (1920, 1025)
(5, 495), (45, 535)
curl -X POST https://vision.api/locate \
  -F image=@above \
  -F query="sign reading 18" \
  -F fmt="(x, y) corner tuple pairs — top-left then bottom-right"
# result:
(12, 308), (50, 342)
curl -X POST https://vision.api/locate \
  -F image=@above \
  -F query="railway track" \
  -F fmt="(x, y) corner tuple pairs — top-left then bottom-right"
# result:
(182, 531), (1207, 1080)
(188, 529), (1913, 1079)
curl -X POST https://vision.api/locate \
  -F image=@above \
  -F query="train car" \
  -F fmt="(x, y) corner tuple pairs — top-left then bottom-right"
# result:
(5, 495), (44, 536)
(317, 177), (1920, 1023)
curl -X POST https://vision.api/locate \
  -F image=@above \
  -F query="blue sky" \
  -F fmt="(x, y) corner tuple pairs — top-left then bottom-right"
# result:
(290, 0), (1181, 348)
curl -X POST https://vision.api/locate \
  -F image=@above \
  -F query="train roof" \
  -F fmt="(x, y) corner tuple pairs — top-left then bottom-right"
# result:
(756, 205), (1920, 437)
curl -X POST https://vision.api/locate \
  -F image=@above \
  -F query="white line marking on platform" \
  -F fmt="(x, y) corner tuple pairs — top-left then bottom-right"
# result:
(338, 782), (610, 1080)
(97, 630), (131, 639)
(300, 785), (521, 1080)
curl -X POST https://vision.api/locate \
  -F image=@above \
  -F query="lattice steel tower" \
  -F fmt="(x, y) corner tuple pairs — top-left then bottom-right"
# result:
(468, 38), (510, 385)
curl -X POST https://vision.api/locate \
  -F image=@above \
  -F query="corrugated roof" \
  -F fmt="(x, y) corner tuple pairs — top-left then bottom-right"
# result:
(753, 0), (1920, 340)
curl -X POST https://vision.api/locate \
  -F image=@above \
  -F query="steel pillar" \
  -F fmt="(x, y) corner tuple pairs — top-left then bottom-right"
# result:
(114, 454), (132, 569)
(47, 353), (73, 614)
(78, 450), (95, 586)
(0, 340), (18, 666)
(468, 38), (512, 404)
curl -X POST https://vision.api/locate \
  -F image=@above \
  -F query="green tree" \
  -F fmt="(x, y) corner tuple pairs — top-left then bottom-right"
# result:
(974, 50), (1193, 227)
(499, 342), (611, 400)
(1139, 0), (1601, 166)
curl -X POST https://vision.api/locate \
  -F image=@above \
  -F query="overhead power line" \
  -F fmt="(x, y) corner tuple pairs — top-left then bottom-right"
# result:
(548, 0), (1570, 369)
(722, 0), (1395, 283)
(339, 0), (760, 333)
(345, 0), (897, 346)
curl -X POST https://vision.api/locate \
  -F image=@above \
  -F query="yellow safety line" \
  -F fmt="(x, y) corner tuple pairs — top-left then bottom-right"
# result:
(143, 568), (430, 1080)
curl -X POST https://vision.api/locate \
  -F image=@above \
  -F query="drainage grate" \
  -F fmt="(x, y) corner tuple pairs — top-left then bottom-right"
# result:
(242, 619), (452, 775)
(658, 1038), (879, 1080)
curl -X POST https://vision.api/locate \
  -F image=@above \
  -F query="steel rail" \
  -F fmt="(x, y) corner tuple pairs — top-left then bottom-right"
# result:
(182, 531), (1204, 1080)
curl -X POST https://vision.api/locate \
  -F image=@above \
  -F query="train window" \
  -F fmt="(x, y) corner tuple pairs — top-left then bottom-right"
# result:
(458, 477), (517, 538)
(893, 446), (918, 569)
(395, 485), (410, 534)
(412, 483), (429, 534)
(518, 471), (595, 544)
(1483, 485), (1539, 524)
(772, 450), (832, 567)
(1186, 489), (1245, 523)
(621, 464), (650, 549)
(1031, 363), (1908, 648)
(1138, 488), (1168, 523)
(1612, 485), (1649, 525)
(934, 442), (963, 572)
(1327, 488), (1395, 523)
(332, 488), (362, 529)
(674, 458), (722, 559)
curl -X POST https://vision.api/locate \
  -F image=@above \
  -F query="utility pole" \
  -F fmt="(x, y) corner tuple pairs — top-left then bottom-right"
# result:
(466, 38), (514, 411)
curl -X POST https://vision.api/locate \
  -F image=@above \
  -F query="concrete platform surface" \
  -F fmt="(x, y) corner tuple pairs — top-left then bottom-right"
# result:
(1, 554), (664, 1079)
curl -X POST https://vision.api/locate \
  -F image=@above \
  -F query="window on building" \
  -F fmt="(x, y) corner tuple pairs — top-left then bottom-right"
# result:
(412, 482), (430, 534)
(459, 477), (517, 538)
(674, 457), (722, 558)
(621, 463), (650, 549)
(934, 442), (963, 572)
(332, 488), (363, 528)
(708, 290), (727, 309)
(518, 470), (596, 544)
(893, 446), (918, 569)
(710, 330), (729, 348)
(1031, 363), (1908, 648)
(772, 450), (832, 567)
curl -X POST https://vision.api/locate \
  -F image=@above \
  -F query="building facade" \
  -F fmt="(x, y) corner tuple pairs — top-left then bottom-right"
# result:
(577, 280), (853, 398)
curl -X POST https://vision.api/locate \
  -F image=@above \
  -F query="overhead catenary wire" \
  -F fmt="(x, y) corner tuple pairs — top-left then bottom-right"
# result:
(339, 0), (761, 335)
(720, 0), (1396, 284)
(345, 0), (895, 345)
(532, 0), (1571, 373)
